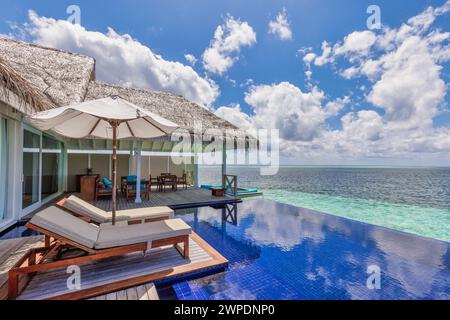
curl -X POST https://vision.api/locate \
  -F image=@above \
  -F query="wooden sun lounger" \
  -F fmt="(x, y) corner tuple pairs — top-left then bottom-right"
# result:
(56, 197), (173, 225)
(8, 218), (189, 300)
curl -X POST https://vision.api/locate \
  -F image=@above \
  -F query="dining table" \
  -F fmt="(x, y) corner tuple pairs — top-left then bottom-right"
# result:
(158, 175), (178, 192)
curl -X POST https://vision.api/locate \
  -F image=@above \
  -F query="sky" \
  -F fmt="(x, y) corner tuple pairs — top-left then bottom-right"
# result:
(1, 0), (450, 166)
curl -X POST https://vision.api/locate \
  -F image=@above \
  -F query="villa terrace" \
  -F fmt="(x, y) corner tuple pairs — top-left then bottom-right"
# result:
(1, 185), (244, 300)
(0, 37), (257, 300)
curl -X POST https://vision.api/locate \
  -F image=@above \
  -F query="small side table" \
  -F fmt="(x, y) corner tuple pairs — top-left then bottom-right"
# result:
(211, 188), (225, 197)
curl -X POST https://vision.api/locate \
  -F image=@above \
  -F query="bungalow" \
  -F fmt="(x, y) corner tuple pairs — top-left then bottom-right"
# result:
(0, 37), (247, 233)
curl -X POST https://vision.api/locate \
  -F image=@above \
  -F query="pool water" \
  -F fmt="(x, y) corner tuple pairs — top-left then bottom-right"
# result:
(200, 166), (450, 242)
(262, 189), (450, 242)
(172, 200), (450, 300)
(0, 222), (37, 240)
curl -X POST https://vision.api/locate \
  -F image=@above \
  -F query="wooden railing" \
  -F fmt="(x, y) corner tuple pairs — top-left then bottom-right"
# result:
(223, 175), (238, 199)
(222, 203), (238, 226)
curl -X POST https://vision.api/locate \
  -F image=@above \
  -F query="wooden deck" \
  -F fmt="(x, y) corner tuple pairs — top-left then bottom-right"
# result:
(0, 236), (44, 300)
(95, 187), (240, 211)
(17, 233), (227, 300)
(90, 282), (159, 300)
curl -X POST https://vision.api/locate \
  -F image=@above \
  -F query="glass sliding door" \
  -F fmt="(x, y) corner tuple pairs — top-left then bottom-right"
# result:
(41, 135), (63, 201)
(0, 118), (8, 224)
(22, 127), (65, 214)
(22, 129), (41, 210)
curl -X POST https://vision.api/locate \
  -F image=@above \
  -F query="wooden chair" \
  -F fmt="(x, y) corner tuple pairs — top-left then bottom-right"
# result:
(8, 206), (190, 300)
(149, 175), (159, 192)
(177, 173), (188, 190)
(95, 178), (114, 201)
(125, 180), (150, 200)
(120, 176), (128, 194)
(159, 175), (177, 192)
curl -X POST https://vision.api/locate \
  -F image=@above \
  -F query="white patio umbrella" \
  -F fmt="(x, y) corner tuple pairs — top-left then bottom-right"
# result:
(27, 95), (179, 225)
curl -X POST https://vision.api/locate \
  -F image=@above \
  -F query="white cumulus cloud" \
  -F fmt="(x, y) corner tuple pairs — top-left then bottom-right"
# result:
(245, 82), (329, 141)
(184, 53), (197, 65)
(214, 104), (254, 131)
(296, 0), (450, 161)
(268, 8), (293, 41)
(202, 15), (256, 75)
(22, 10), (219, 108)
(334, 30), (377, 56)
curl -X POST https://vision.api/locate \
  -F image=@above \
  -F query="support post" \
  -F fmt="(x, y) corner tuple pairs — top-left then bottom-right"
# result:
(193, 154), (199, 188)
(135, 142), (142, 203)
(111, 123), (118, 225)
(129, 145), (134, 176)
(87, 153), (91, 170)
(108, 154), (112, 180)
(167, 155), (170, 174)
(222, 139), (227, 188)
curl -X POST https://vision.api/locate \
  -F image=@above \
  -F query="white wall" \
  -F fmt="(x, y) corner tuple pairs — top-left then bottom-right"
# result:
(67, 153), (194, 191)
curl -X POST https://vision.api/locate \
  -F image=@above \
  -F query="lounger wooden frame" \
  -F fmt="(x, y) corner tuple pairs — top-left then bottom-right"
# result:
(56, 198), (170, 225)
(8, 222), (189, 300)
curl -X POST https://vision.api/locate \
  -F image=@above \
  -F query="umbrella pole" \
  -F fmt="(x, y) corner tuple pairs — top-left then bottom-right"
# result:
(112, 123), (118, 225)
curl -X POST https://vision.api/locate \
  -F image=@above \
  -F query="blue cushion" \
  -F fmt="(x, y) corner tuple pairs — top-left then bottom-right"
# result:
(126, 175), (137, 182)
(226, 189), (259, 195)
(129, 184), (146, 189)
(102, 178), (113, 188)
(201, 184), (223, 190)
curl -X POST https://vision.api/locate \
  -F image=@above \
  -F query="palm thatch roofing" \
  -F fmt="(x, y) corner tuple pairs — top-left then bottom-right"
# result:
(0, 56), (55, 113)
(86, 81), (240, 134)
(0, 37), (95, 107)
(0, 37), (254, 147)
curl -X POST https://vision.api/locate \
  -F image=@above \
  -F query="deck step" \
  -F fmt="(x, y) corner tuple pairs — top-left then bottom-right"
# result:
(90, 283), (159, 300)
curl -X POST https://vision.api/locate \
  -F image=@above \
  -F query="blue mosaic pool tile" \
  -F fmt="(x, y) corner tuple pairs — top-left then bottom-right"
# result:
(172, 200), (450, 300)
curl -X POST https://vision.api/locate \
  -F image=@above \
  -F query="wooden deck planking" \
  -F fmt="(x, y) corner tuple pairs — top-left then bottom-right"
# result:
(0, 236), (44, 300)
(105, 292), (117, 300)
(94, 188), (239, 211)
(17, 233), (227, 300)
(20, 245), (207, 295)
(18, 244), (212, 293)
(145, 283), (160, 300)
(92, 283), (159, 300)
(116, 289), (127, 300)
(135, 285), (147, 300)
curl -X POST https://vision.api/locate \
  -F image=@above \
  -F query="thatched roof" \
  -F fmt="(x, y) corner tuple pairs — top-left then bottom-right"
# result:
(86, 81), (240, 133)
(0, 37), (252, 141)
(0, 37), (95, 107)
(0, 56), (55, 113)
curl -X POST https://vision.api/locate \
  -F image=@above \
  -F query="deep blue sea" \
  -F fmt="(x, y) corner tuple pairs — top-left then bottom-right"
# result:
(199, 166), (450, 242)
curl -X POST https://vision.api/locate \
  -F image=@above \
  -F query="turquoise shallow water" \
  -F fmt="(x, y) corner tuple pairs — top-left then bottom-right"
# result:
(261, 189), (450, 242)
(200, 166), (450, 242)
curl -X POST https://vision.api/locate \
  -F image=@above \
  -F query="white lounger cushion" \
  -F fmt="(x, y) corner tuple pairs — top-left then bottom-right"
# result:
(64, 195), (174, 223)
(112, 207), (174, 221)
(29, 206), (99, 248)
(65, 195), (110, 223)
(29, 206), (190, 250)
(95, 219), (191, 249)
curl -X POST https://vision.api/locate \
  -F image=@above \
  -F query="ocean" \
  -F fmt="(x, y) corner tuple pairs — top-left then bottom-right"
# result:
(199, 166), (450, 242)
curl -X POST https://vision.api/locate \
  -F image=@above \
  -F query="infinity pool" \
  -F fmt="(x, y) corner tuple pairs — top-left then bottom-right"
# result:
(171, 200), (450, 300)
